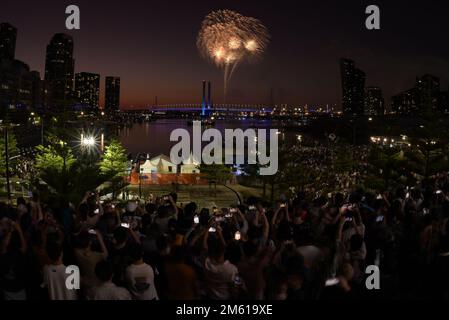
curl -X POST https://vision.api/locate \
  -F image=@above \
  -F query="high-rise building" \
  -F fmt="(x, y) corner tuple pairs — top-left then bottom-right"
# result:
(30, 71), (43, 109)
(0, 22), (17, 60)
(75, 72), (100, 108)
(391, 74), (447, 116)
(44, 33), (75, 108)
(0, 59), (32, 110)
(105, 76), (120, 111)
(391, 89), (417, 115)
(439, 90), (449, 114)
(364, 87), (384, 116)
(415, 74), (440, 113)
(340, 58), (366, 116)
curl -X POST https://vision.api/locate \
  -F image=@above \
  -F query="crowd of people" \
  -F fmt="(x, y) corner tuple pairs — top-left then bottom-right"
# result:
(1, 173), (449, 300)
(277, 144), (372, 199)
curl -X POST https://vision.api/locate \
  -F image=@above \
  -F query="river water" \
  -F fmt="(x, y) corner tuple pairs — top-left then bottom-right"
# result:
(118, 119), (300, 157)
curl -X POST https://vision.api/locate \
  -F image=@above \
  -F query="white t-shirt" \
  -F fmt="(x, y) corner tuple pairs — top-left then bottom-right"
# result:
(125, 263), (159, 300)
(204, 258), (238, 300)
(92, 282), (131, 300)
(43, 264), (78, 300)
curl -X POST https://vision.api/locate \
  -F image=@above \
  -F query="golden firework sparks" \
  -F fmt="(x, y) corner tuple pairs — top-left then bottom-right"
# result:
(197, 10), (269, 100)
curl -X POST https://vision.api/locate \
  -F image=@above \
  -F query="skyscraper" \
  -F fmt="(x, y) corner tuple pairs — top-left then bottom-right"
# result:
(105, 76), (120, 111)
(0, 59), (32, 110)
(75, 72), (100, 108)
(0, 22), (17, 60)
(391, 89), (417, 115)
(364, 87), (384, 116)
(439, 90), (449, 114)
(340, 58), (366, 116)
(415, 74), (440, 112)
(391, 74), (446, 116)
(44, 33), (75, 108)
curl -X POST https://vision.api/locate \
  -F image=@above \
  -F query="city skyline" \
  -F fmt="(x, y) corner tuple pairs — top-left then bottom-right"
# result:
(1, 0), (449, 109)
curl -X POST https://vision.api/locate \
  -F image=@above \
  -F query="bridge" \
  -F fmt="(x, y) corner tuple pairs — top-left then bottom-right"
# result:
(148, 103), (273, 114)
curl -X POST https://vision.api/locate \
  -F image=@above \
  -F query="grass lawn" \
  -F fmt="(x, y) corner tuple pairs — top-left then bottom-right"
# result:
(125, 183), (263, 209)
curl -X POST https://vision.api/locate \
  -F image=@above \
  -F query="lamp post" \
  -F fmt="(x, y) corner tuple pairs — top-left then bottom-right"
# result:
(4, 127), (11, 202)
(41, 116), (44, 145)
(81, 134), (97, 152)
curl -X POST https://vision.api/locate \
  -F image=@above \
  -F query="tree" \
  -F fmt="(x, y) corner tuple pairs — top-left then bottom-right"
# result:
(333, 146), (354, 174)
(99, 139), (129, 198)
(34, 135), (108, 204)
(35, 143), (76, 173)
(99, 139), (128, 177)
(366, 145), (406, 190)
(403, 112), (449, 180)
(0, 130), (19, 177)
(197, 163), (233, 196)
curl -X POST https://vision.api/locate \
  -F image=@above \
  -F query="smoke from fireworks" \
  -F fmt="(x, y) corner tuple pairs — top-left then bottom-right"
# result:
(197, 10), (269, 100)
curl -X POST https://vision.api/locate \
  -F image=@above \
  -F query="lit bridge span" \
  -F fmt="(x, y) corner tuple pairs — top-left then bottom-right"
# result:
(148, 103), (273, 113)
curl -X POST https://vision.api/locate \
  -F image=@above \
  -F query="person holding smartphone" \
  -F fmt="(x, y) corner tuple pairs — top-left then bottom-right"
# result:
(153, 194), (179, 234)
(0, 221), (28, 300)
(125, 243), (159, 300)
(74, 229), (109, 298)
(202, 225), (239, 300)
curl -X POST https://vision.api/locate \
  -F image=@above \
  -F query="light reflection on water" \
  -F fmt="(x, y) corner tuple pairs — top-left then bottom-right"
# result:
(118, 119), (297, 157)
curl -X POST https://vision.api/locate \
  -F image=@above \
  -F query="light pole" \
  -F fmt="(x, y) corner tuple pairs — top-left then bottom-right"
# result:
(4, 127), (11, 202)
(41, 116), (44, 145)
(80, 134), (97, 152)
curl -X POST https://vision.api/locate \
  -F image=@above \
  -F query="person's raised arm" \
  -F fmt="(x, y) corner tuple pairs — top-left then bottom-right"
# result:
(254, 207), (260, 226)
(271, 206), (281, 226)
(336, 215), (345, 242)
(80, 191), (91, 205)
(129, 228), (141, 244)
(235, 208), (248, 234)
(353, 205), (362, 227)
(169, 195), (179, 218)
(184, 225), (196, 246)
(260, 211), (269, 245)
(215, 226), (226, 247)
(0, 230), (12, 254)
(188, 226), (206, 248)
(36, 200), (44, 221)
(96, 230), (108, 258)
(202, 227), (210, 252)
(382, 192), (391, 208)
(285, 203), (291, 222)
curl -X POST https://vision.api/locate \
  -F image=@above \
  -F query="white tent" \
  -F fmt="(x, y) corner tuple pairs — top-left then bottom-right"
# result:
(180, 153), (201, 174)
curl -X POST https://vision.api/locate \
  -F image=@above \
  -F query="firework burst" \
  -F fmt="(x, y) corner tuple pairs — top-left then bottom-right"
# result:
(197, 10), (269, 100)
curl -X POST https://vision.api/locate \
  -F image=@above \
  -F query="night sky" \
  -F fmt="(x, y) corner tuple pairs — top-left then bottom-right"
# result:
(1, 0), (449, 109)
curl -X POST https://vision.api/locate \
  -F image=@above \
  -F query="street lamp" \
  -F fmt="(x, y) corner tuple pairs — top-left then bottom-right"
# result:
(82, 136), (96, 146)
(4, 127), (11, 202)
(1, 123), (19, 202)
